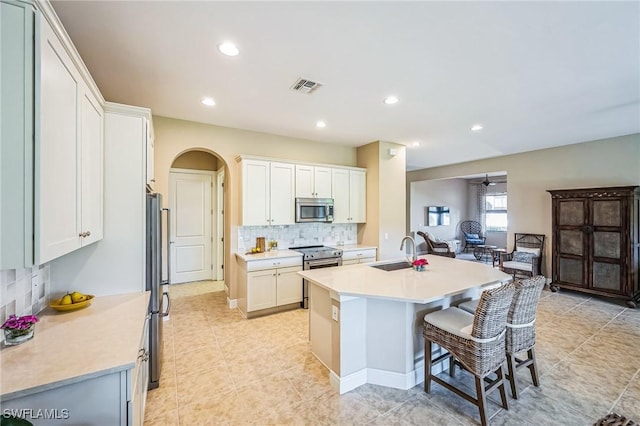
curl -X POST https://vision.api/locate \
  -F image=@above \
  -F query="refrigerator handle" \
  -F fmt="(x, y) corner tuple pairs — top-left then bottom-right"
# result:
(160, 292), (171, 317)
(162, 208), (171, 285)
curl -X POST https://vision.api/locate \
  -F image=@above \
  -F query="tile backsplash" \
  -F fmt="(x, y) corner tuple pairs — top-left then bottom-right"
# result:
(238, 223), (357, 252)
(0, 265), (50, 325)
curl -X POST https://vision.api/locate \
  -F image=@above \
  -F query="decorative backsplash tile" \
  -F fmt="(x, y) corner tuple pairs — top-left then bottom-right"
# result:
(0, 265), (50, 325)
(238, 223), (357, 252)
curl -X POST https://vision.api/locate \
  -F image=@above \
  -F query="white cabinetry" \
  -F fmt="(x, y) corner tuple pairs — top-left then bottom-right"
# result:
(35, 10), (104, 264)
(0, 1), (106, 268)
(241, 159), (295, 226)
(237, 254), (302, 317)
(295, 165), (332, 198)
(342, 248), (377, 265)
(331, 168), (366, 223)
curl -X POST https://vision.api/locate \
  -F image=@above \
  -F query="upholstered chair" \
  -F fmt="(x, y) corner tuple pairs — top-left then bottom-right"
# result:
(500, 233), (545, 278)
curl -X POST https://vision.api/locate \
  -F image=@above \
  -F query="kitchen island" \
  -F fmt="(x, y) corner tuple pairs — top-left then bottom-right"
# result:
(298, 255), (512, 394)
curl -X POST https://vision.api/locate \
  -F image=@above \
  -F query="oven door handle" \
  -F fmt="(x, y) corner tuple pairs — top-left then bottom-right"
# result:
(305, 257), (342, 268)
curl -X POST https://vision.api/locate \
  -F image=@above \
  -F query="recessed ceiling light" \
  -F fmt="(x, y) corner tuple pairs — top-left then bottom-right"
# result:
(411, 141), (420, 147)
(218, 41), (239, 57)
(383, 96), (399, 105)
(201, 97), (216, 106)
(471, 124), (484, 132)
(316, 121), (326, 128)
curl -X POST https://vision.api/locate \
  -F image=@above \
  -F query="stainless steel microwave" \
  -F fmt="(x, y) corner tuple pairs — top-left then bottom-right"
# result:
(295, 198), (334, 223)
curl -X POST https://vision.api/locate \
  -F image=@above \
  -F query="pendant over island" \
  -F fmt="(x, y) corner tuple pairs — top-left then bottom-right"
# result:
(298, 255), (512, 394)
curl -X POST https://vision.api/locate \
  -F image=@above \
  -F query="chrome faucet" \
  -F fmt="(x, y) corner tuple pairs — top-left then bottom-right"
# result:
(400, 236), (417, 265)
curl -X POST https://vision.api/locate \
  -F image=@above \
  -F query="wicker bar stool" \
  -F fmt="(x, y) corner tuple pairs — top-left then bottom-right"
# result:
(459, 275), (546, 399)
(423, 282), (514, 426)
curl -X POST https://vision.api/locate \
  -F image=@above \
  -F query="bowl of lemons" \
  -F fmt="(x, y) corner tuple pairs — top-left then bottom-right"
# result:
(49, 291), (94, 312)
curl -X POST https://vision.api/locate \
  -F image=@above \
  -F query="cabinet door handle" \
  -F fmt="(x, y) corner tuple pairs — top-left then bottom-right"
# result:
(85, 230), (91, 237)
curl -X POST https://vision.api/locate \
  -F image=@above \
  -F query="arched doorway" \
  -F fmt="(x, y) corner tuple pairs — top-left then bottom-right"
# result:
(168, 149), (225, 284)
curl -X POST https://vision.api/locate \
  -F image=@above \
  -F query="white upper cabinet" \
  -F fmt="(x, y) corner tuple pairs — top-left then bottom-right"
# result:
(241, 159), (295, 226)
(0, 2), (109, 267)
(269, 162), (295, 225)
(79, 89), (104, 246)
(331, 168), (366, 224)
(241, 159), (270, 226)
(295, 165), (332, 198)
(37, 16), (83, 263)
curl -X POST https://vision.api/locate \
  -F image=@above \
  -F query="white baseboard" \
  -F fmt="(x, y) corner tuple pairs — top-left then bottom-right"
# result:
(330, 369), (367, 395)
(329, 360), (448, 394)
(227, 298), (237, 309)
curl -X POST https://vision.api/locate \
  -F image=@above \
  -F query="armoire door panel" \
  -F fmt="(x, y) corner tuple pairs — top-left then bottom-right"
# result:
(592, 262), (621, 291)
(559, 230), (584, 256)
(558, 258), (584, 286)
(593, 200), (621, 227)
(559, 201), (585, 226)
(593, 232), (621, 259)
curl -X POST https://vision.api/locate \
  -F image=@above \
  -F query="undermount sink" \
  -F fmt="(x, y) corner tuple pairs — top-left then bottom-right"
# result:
(369, 261), (413, 271)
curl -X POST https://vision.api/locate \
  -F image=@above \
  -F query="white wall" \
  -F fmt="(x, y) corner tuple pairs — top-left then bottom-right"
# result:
(407, 133), (640, 276)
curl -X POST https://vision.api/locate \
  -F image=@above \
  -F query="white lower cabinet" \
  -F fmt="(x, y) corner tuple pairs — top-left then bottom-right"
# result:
(237, 255), (302, 317)
(247, 266), (302, 311)
(342, 248), (377, 265)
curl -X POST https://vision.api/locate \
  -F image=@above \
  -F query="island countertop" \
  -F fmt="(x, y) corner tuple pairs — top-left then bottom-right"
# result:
(0, 292), (150, 400)
(298, 255), (512, 304)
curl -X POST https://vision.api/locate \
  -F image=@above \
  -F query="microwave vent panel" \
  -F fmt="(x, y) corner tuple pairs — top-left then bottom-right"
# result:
(290, 77), (322, 94)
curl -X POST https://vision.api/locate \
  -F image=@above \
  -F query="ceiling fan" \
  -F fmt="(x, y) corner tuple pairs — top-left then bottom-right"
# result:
(482, 174), (496, 187)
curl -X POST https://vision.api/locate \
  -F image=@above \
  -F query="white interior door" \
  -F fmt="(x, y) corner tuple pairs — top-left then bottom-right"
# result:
(169, 170), (213, 284)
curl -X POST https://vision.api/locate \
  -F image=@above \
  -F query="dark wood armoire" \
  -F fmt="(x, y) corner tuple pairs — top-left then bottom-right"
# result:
(547, 186), (639, 308)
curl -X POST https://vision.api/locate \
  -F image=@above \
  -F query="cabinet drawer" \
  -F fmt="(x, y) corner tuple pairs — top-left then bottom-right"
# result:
(342, 248), (377, 261)
(246, 256), (301, 271)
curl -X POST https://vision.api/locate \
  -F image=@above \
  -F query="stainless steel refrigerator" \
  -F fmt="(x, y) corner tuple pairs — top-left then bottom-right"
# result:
(146, 193), (170, 390)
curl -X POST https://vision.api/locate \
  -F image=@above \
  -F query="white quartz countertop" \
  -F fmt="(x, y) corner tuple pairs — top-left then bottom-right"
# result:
(0, 292), (150, 400)
(235, 249), (303, 262)
(298, 255), (512, 304)
(329, 244), (377, 251)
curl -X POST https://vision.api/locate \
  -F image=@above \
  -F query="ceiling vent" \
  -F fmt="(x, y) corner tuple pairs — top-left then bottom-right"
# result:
(290, 77), (322, 94)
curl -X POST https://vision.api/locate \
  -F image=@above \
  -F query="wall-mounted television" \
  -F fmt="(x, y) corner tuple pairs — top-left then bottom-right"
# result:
(427, 206), (450, 226)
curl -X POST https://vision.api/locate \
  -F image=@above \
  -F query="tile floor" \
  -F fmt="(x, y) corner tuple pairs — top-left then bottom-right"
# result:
(144, 280), (640, 425)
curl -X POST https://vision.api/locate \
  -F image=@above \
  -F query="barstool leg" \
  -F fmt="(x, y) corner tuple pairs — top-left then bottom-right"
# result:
(528, 348), (540, 387)
(424, 339), (432, 393)
(497, 365), (509, 409)
(475, 376), (488, 426)
(506, 354), (518, 399)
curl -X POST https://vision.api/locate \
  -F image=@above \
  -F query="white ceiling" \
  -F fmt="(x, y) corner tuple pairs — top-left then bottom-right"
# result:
(51, 1), (640, 171)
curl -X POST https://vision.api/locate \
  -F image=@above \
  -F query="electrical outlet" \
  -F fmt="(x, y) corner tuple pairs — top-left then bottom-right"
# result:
(331, 305), (339, 322)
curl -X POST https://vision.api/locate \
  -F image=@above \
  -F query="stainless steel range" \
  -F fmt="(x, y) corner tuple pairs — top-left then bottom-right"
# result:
(291, 245), (343, 308)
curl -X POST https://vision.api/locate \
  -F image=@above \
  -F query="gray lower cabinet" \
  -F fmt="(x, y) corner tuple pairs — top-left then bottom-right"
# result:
(1, 315), (150, 426)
